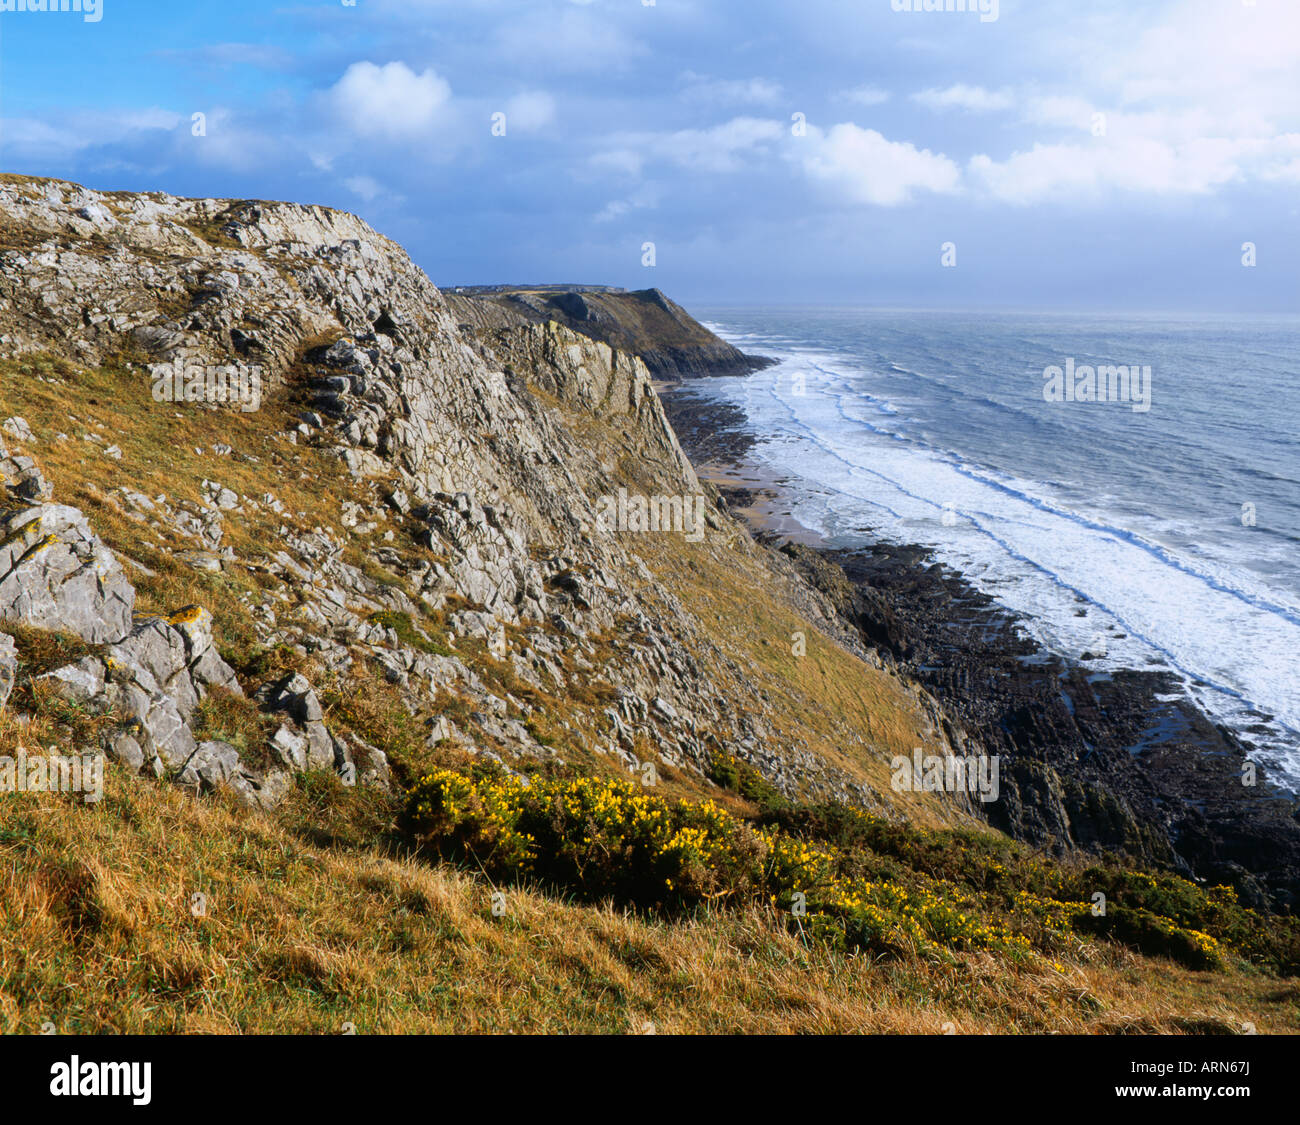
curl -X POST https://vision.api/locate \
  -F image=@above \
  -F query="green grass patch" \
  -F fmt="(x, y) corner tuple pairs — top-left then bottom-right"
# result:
(369, 610), (453, 657)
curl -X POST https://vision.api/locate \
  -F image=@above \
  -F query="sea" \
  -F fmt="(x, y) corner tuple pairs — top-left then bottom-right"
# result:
(688, 307), (1300, 788)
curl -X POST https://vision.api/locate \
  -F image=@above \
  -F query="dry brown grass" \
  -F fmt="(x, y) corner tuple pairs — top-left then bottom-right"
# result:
(0, 768), (1293, 1035)
(632, 530), (971, 828)
(0, 352), (387, 667)
(3, 350), (1295, 1035)
(1, 349), (958, 819)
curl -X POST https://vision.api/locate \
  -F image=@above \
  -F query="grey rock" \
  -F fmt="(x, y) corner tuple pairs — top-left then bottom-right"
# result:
(107, 619), (198, 712)
(166, 605), (242, 695)
(177, 740), (242, 791)
(1, 417), (34, 444)
(386, 487), (410, 515)
(0, 632), (15, 710)
(1, 452), (54, 503)
(75, 202), (114, 227)
(117, 683), (196, 768)
(256, 674), (343, 772)
(55, 608), (243, 771)
(176, 549), (223, 572)
(349, 735), (392, 790)
(0, 504), (135, 643)
(41, 657), (106, 704)
(243, 768), (294, 809)
(271, 724), (308, 771)
(107, 731), (145, 772)
(261, 672), (323, 724)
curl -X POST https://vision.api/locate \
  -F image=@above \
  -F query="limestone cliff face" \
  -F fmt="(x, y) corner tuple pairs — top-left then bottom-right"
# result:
(0, 176), (957, 817)
(445, 286), (773, 382)
(470, 319), (700, 489)
(0, 180), (664, 545)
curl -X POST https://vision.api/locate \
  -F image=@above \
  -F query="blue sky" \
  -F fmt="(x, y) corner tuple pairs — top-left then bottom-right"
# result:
(1, 0), (1298, 310)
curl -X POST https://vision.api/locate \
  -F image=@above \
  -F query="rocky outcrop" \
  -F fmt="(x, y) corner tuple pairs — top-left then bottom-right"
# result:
(446, 285), (773, 382)
(1, 425), (53, 503)
(0, 175), (910, 816)
(0, 503), (135, 644)
(257, 672), (350, 775)
(0, 417), (353, 804)
(1, 419), (134, 647)
(46, 607), (240, 771)
(470, 318), (700, 488)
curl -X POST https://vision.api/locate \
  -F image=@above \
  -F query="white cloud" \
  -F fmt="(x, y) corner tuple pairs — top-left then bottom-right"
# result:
(0, 118), (89, 162)
(504, 91), (556, 132)
(595, 200), (633, 223)
(594, 117), (785, 177)
(594, 186), (658, 224)
(589, 148), (646, 177)
(154, 43), (294, 70)
(800, 123), (960, 206)
(961, 1), (1300, 204)
(497, 9), (648, 73)
(839, 86), (892, 108)
(656, 117), (785, 172)
(679, 72), (785, 107)
(1259, 142), (1300, 185)
(912, 85), (1013, 113)
(1105, 0), (1300, 119)
(1022, 95), (1098, 133)
(0, 107), (182, 162)
(125, 108), (186, 131)
(329, 61), (451, 140)
(344, 175), (384, 201)
(966, 136), (1294, 204)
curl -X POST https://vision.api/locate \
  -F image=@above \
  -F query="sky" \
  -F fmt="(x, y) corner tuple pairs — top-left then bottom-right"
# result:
(0, 0), (1298, 310)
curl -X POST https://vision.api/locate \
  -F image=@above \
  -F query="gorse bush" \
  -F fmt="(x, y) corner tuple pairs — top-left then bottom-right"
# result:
(403, 766), (1300, 972)
(1075, 905), (1224, 971)
(404, 768), (1034, 956)
(706, 750), (784, 809)
(405, 767), (766, 909)
(762, 802), (1300, 972)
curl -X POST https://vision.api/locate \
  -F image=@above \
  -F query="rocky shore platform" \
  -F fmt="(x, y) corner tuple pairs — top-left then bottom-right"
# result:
(663, 380), (1300, 911)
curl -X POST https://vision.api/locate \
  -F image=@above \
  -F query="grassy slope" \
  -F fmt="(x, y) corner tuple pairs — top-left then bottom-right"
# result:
(2, 773), (1297, 1034)
(1, 350), (1298, 1033)
(0, 349), (949, 815)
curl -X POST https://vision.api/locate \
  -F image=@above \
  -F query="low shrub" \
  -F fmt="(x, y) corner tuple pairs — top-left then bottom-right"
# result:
(403, 765), (1300, 971)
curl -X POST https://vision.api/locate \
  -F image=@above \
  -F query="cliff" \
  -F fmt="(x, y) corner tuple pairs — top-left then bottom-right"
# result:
(0, 173), (943, 813)
(2, 174), (1297, 1034)
(444, 284), (773, 381)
